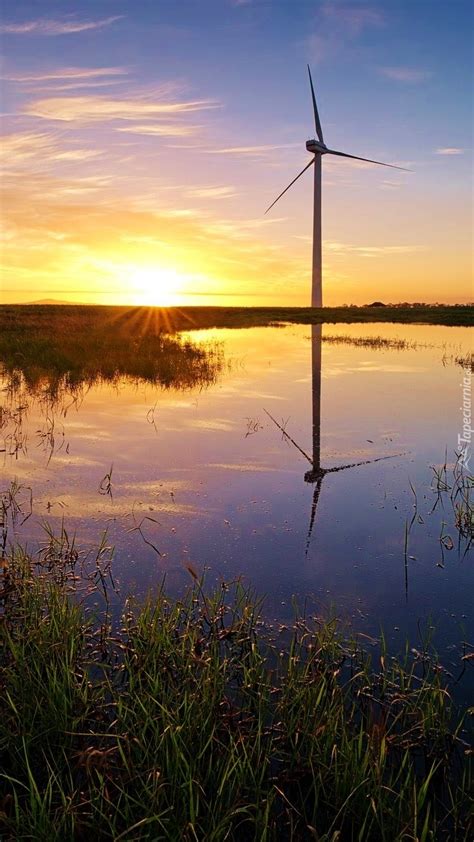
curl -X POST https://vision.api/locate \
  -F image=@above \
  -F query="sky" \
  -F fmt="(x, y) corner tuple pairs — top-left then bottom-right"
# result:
(1, 0), (472, 306)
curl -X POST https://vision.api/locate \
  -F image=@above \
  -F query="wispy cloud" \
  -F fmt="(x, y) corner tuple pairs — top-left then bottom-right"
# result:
(116, 124), (200, 137)
(0, 132), (56, 164)
(325, 241), (425, 257)
(0, 131), (103, 169)
(0, 16), (123, 35)
(205, 217), (287, 240)
(187, 186), (237, 199)
(4, 67), (128, 82)
(22, 80), (128, 93)
(435, 147), (465, 155)
(205, 144), (299, 157)
(380, 66), (432, 83)
(23, 94), (220, 122)
(52, 150), (104, 162)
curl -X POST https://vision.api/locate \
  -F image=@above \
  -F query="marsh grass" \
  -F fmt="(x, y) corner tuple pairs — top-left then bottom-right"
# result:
(0, 307), (224, 401)
(322, 334), (422, 350)
(430, 453), (473, 554)
(1, 304), (472, 335)
(0, 541), (472, 840)
(0, 311), (224, 461)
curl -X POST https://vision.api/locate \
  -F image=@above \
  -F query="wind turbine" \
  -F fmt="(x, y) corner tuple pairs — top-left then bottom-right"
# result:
(265, 66), (410, 308)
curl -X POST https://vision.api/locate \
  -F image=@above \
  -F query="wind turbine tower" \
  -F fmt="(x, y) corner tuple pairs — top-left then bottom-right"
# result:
(266, 67), (410, 308)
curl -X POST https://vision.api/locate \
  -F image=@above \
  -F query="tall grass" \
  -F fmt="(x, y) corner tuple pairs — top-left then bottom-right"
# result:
(0, 544), (471, 840)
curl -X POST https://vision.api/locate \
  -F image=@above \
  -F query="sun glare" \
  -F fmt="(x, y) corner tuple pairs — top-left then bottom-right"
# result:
(128, 266), (185, 306)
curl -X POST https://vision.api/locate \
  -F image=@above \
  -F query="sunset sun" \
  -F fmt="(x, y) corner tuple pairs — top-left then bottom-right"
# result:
(127, 266), (185, 307)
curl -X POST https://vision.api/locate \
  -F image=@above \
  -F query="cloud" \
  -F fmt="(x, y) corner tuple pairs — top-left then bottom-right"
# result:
(22, 80), (128, 93)
(52, 150), (104, 162)
(23, 94), (220, 122)
(0, 131), (55, 164)
(0, 16), (123, 35)
(186, 186), (237, 199)
(116, 124), (200, 137)
(0, 131), (103, 169)
(324, 241), (425, 257)
(205, 144), (299, 157)
(381, 67), (432, 83)
(205, 217), (287, 240)
(4, 66), (128, 82)
(435, 147), (465, 155)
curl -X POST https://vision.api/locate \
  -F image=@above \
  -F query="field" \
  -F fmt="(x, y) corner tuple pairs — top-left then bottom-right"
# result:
(1, 302), (473, 336)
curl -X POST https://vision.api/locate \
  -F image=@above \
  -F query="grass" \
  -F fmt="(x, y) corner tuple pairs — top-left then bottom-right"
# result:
(430, 453), (473, 555)
(0, 540), (472, 841)
(1, 303), (473, 338)
(0, 305), (224, 399)
(0, 312), (224, 460)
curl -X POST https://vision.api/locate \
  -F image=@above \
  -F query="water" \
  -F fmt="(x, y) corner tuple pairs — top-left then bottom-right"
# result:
(1, 321), (472, 692)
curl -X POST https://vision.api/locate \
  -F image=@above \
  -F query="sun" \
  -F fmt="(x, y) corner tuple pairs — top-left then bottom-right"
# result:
(128, 266), (185, 307)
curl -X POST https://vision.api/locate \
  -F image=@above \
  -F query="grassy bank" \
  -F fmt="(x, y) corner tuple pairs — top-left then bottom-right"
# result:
(0, 306), (224, 396)
(1, 302), (473, 335)
(0, 545), (471, 841)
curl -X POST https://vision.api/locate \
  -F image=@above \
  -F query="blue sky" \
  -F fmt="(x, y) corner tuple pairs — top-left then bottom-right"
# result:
(1, 0), (472, 304)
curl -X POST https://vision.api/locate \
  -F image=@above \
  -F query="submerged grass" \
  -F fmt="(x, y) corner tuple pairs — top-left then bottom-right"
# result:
(0, 542), (472, 841)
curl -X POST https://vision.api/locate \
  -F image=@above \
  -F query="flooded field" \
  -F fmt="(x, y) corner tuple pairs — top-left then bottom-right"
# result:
(1, 319), (472, 693)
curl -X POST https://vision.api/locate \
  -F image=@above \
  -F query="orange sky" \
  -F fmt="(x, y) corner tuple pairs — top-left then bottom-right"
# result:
(1, 4), (472, 307)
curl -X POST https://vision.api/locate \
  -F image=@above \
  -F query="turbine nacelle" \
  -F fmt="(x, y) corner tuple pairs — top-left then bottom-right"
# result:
(306, 140), (327, 154)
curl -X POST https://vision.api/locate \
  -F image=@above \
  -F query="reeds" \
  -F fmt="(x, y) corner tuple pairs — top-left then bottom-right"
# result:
(0, 307), (224, 404)
(430, 452), (473, 554)
(0, 543), (471, 841)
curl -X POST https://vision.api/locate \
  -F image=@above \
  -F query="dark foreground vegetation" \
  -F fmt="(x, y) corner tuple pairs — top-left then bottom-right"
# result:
(0, 541), (472, 841)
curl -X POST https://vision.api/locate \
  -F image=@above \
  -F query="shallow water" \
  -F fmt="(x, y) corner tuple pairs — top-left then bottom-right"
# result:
(1, 321), (472, 690)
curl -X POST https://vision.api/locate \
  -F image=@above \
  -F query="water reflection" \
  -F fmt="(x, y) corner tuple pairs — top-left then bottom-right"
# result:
(0, 317), (223, 463)
(0, 321), (472, 696)
(266, 325), (404, 554)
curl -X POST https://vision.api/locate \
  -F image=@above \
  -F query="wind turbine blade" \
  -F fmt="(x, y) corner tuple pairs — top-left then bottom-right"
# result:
(265, 157), (315, 215)
(326, 149), (411, 171)
(325, 452), (406, 474)
(263, 408), (313, 464)
(307, 65), (324, 144)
